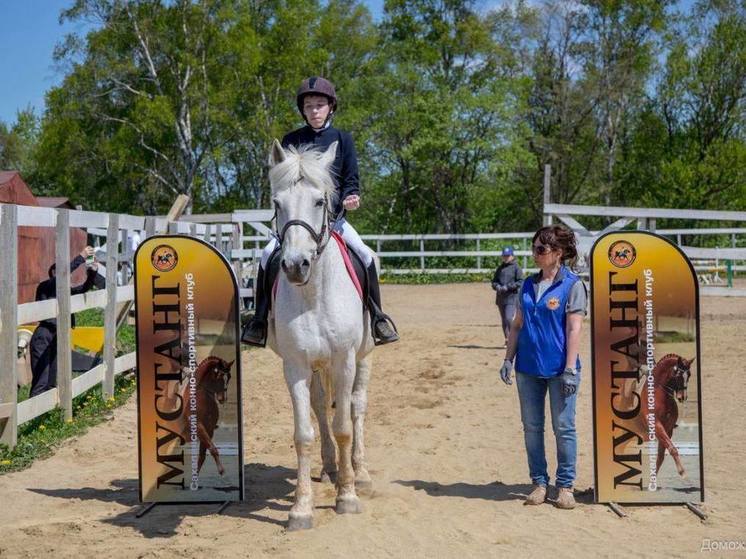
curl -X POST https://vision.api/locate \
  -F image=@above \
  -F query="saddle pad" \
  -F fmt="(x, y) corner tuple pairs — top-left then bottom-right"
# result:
(331, 231), (364, 300)
(271, 232), (364, 301)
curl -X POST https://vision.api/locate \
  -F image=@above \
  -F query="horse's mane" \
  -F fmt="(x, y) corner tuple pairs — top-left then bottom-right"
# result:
(269, 144), (338, 204)
(652, 353), (682, 375)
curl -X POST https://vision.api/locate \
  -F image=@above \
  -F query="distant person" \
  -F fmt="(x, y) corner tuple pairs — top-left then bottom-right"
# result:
(29, 247), (100, 397)
(499, 225), (587, 510)
(491, 246), (523, 346)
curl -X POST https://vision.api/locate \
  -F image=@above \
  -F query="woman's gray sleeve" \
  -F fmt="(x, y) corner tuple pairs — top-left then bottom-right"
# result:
(566, 280), (588, 315)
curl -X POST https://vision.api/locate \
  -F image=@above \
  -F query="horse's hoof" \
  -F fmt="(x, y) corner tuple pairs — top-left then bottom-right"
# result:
(287, 513), (313, 531)
(321, 470), (338, 484)
(335, 496), (363, 514)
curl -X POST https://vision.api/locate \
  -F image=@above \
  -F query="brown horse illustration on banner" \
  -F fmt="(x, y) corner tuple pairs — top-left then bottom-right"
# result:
(178, 356), (235, 477)
(645, 354), (695, 478)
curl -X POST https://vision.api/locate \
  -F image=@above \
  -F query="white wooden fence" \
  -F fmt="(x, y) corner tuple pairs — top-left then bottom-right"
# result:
(0, 203), (263, 449)
(3, 199), (745, 448)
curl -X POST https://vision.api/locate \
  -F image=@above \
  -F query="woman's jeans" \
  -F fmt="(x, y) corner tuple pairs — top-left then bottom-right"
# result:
(515, 371), (579, 488)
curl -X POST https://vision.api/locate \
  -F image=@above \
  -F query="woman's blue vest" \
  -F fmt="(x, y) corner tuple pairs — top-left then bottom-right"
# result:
(516, 266), (581, 378)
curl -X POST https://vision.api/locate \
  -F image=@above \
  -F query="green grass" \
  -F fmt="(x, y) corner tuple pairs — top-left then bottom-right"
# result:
(654, 331), (696, 343)
(3, 307), (140, 472)
(0, 372), (137, 473)
(381, 273), (491, 284)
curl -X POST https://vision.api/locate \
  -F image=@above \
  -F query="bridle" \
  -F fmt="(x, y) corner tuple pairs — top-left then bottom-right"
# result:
(272, 191), (335, 257)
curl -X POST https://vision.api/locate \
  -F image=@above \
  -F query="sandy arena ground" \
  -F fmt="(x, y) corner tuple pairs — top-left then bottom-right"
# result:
(0, 283), (744, 558)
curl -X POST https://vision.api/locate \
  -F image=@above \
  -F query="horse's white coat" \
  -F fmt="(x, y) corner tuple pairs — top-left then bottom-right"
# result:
(265, 140), (374, 530)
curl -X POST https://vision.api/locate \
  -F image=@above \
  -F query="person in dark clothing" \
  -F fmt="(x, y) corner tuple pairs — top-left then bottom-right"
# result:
(491, 246), (523, 345)
(242, 76), (399, 347)
(29, 247), (99, 397)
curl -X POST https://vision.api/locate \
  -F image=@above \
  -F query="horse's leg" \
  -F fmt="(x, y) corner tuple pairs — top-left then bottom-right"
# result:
(351, 355), (372, 490)
(196, 422), (225, 475)
(310, 371), (337, 484)
(332, 350), (362, 514)
(197, 442), (207, 473)
(667, 405), (686, 477)
(656, 440), (666, 476)
(285, 363), (315, 530)
(655, 417), (685, 477)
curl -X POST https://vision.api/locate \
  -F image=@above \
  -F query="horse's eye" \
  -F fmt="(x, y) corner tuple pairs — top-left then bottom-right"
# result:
(273, 200), (281, 211)
(315, 199), (324, 208)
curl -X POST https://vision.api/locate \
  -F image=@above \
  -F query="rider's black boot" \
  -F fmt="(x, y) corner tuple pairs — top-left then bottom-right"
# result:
(241, 265), (269, 347)
(366, 261), (399, 345)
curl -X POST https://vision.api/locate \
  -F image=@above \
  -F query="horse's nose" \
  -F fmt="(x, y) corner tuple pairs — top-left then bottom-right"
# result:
(281, 255), (311, 283)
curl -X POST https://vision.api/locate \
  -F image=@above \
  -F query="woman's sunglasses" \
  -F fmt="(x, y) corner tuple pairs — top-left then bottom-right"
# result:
(532, 244), (554, 255)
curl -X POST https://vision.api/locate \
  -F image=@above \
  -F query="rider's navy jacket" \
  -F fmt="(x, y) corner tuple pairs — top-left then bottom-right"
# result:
(516, 266), (582, 378)
(282, 124), (360, 217)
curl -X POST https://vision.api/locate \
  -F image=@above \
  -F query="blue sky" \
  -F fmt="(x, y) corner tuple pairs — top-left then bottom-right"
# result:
(0, 1), (94, 124)
(0, 0), (385, 125)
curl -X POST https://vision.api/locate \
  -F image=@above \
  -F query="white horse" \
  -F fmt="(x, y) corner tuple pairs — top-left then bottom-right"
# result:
(265, 139), (374, 531)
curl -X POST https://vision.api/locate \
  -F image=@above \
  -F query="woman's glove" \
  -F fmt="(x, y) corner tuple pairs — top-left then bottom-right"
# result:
(560, 367), (578, 396)
(500, 359), (513, 385)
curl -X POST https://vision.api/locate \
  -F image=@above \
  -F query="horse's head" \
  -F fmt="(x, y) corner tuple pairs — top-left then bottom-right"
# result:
(268, 139), (338, 285)
(204, 357), (234, 404)
(671, 356), (694, 402)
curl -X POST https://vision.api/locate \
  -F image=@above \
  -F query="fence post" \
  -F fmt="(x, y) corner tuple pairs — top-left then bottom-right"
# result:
(216, 223), (224, 253)
(543, 164), (552, 226)
(56, 209), (73, 421)
(121, 228), (130, 283)
(232, 223), (242, 289)
(103, 213), (119, 398)
(476, 238), (481, 271)
(0, 204), (19, 447)
(145, 216), (156, 239)
(204, 224), (211, 245)
(419, 238), (425, 271)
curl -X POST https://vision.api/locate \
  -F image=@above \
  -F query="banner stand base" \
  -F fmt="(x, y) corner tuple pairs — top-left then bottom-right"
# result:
(608, 502), (627, 518)
(686, 502), (707, 520)
(135, 503), (157, 518)
(134, 501), (234, 519)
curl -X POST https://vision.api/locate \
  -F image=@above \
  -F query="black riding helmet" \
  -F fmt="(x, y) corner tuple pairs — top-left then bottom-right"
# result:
(296, 77), (337, 124)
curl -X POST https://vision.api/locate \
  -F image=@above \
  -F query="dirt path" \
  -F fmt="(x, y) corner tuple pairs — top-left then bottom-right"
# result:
(0, 284), (743, 558)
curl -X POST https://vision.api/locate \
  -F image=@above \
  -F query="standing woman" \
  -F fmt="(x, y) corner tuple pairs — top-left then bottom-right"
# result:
(499, 225), (587, 509)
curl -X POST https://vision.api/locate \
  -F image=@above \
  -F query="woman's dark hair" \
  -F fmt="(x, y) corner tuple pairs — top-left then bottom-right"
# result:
(532, 224), (578, 269)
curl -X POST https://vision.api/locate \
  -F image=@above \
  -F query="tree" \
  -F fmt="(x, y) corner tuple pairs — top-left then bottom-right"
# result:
(359, 0), (526, 234)
(0, 108), (40, 176)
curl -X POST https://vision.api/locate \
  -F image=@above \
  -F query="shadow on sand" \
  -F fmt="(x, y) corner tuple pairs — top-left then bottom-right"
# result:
(393, 479), (595, 505)
(28, 463), (296, 537)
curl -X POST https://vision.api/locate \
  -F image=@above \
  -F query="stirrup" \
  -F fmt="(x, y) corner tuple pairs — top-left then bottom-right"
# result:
(241, 317), (267, 348)
(373, 314), (399, 346)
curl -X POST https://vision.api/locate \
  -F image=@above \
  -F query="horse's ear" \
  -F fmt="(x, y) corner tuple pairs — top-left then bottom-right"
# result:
(269, 139), (286, 167)
(226, 359), (235, 370)
(320, 141), (338, 170)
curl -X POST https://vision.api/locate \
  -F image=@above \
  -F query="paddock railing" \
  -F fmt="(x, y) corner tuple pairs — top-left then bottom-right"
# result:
(0, 203), (264, 449)
(4, 200), (745, 448)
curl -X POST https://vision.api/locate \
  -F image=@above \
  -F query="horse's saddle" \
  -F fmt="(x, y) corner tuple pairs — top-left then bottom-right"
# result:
(265, 233), (368, 308)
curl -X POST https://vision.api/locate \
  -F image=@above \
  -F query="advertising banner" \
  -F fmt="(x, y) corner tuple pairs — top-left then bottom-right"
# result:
(135, 236), (243, 503)
(591, 231), (704, 504)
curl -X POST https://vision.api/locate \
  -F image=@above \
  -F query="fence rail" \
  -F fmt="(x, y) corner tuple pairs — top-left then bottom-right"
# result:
(0, 202), (248, 449)
(4, 199), (746, 449)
